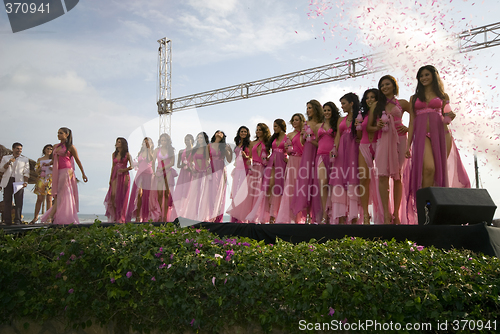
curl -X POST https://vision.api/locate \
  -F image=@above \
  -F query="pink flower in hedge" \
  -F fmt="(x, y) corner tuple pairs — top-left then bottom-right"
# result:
(351, 237), (355, 240)
(55, 273), (61, 278)
(159, 247), (163, 253)
(214, 254), (222, 259)
(329, 307), (335, 316)
(60, 252), (65, 256)
(416, 245), (424, 251)
(126, 271), (132, 278)
(224, 278), (227, 285)
(70, 254), (76, 261)
(185, 239), (190, 243)
(196, 229), (201, 233)
(190, 319), (195, 326)
(342, 318), (347, 324)
(195, 249), (200, 254)
(68, 289), (74, 294)
(383, 242), (388, 246)
(212, 277), (216, 286)
(155, 253), (162, 258)
(410, 247), (415, 252)
(167, 264), (172, 269)
(110, 278), (116, 283)
(170, 254), (174, 259)
(151, 277), (156, 281)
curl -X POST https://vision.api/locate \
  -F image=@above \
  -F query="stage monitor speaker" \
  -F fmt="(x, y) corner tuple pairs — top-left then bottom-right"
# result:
(416, 187), (497, 225)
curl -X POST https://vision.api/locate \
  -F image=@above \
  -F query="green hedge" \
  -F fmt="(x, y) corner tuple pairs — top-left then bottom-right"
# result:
(1, 222), (499, 333)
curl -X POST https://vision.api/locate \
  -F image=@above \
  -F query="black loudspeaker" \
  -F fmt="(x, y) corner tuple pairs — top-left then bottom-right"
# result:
(416, 187), (497, 225)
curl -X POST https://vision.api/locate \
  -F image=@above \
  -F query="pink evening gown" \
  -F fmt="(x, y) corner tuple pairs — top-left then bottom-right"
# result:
(275, 132), (305, 224)
(227, 145), (250, 223)
(358, 115), (383, 224)
(126, 155), (154, 222)
(41, 144), (80, 225)
(330, 118), (360, 223)
(406, 97), (470, 224)
(150, 149), (178, 222)
(173, 149), (193, 218)
(314, 124), (335, 222)
(209, 145), (228, 222)
(104, 153), (131, 223)
(292, 123), (320, 222)
(183, 151), (212, 221)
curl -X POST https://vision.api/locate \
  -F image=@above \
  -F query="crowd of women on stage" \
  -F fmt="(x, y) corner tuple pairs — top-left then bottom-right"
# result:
(30, 65), (471, 225)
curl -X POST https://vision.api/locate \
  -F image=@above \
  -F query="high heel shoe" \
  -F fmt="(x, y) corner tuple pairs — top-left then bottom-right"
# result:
(363, 214), (371, 225)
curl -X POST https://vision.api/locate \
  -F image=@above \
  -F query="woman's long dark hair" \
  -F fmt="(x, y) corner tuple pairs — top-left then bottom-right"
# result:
(113, 137), (129, 159)
(190, 132), (210, 160)
(158, 133), (175, 158)
(373, 75), (399, 126)
(266, 119), (286, 152)
(323, 101), (340, 136)
(42, 144), (53, 159)
(340, 93), (360, 138)
(59, 127), (73, 153)
(413, 65), (447, 111)
(138, 137), (154, 161)
(255, 123), (271, 143)
(234, 126), (250, 152)
(360, 88), (379, 118)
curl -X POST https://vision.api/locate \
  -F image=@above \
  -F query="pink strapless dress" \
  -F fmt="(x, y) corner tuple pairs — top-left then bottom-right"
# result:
(314, 125), (335, 221)
(209, 145), (228, 222)
(227, 145), (250, 223)
(126, 155), (154, 222)
(150, 149), (178, 222)
(104, 153), (130, 223)
(173, 149), (193, 218)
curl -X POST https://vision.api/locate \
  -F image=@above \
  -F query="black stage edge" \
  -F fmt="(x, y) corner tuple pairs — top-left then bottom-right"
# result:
(2, 222), (500, 258)
(196, 222), (500, 258)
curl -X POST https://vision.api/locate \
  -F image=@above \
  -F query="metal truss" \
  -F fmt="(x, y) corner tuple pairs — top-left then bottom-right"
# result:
(458, 22), (500, 53)
(157, 22), (500, 116)
(157, 38), (172, 135)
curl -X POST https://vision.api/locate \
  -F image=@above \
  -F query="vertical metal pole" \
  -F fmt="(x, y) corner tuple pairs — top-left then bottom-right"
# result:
(474, 153), (479, 189)
(157, 38), (172, 136)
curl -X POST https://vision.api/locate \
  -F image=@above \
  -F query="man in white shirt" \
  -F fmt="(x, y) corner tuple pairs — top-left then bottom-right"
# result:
(0, 143), (30, 225)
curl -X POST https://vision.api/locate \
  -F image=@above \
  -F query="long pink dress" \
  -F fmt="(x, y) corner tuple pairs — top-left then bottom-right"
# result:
(227, 145), (250, 223)
(330, 118), (360, 223)
(209, 145), (228, 222)
(406, 97), (470, 224)
(275, 132), (305, 224)
(359, 116), (383, 224)
(41, 144), (79, 224)
(104, 153), (130, 223)
(183, 151), (211, 221)
(173, 149), (193, 218)
(126, 155), (154, 222)
(374, 98), (408, 224)
(314, 125), (335, 222)
(292, 123), (320, 221)
(246, 137), (287, 222)
(150, 149), (178, 222)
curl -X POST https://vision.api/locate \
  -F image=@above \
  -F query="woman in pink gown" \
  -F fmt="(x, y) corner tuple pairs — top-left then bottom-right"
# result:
(293, 100), (324, 224)
(374, 75), (410, 224)
(173, 134), (194, 218)
(330, 93), (361, 225)
(228, 126), (251, 223)
(104, 137), (132, 223)
(238, 123), (271, 223)
(315, 102), (339, 224)
(275, 114), (305, 224)
(41, 127), (88, 225)
(246, 119), (287, 223)
(151, 133), (178, 222)
(127, 137), (154, 222)
(209, 131), (233, 222)
(184, 132), (212, 221)
(357, 89), (383, 224)
(405, 65), (470, 223)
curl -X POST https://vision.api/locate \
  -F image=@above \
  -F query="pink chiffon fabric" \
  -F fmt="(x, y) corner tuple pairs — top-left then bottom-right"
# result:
(329, 117), (360, 223)
(276, 132), (306, 224)
(126, 155), (154, 222)
(41, 144), (79, 225)
(227, 145), (250, 223)
(246, 137), (287, 223)
(209, 145), (228, 222)
(172, 149), (193, 218)
(314, 125), (335, 222)
(150, 149), (178, 222)
(292, 123), (320, 222)
(104, 153), (130, 223)
(406, 97), (470, 224)
(183, 151), (212, 221)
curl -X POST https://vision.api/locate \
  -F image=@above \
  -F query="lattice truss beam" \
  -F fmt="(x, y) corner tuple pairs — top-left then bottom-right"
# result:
(158, 22), (500, 115)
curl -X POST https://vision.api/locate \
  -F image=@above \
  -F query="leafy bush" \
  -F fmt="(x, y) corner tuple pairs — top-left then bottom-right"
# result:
(0, 222), (499, 333)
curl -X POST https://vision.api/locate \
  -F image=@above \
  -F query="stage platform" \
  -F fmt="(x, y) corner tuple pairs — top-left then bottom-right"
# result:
(2, 221), (500, 258)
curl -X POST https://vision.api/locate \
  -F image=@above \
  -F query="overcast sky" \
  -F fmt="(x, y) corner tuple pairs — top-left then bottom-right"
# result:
(1, 0), (499, 218)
